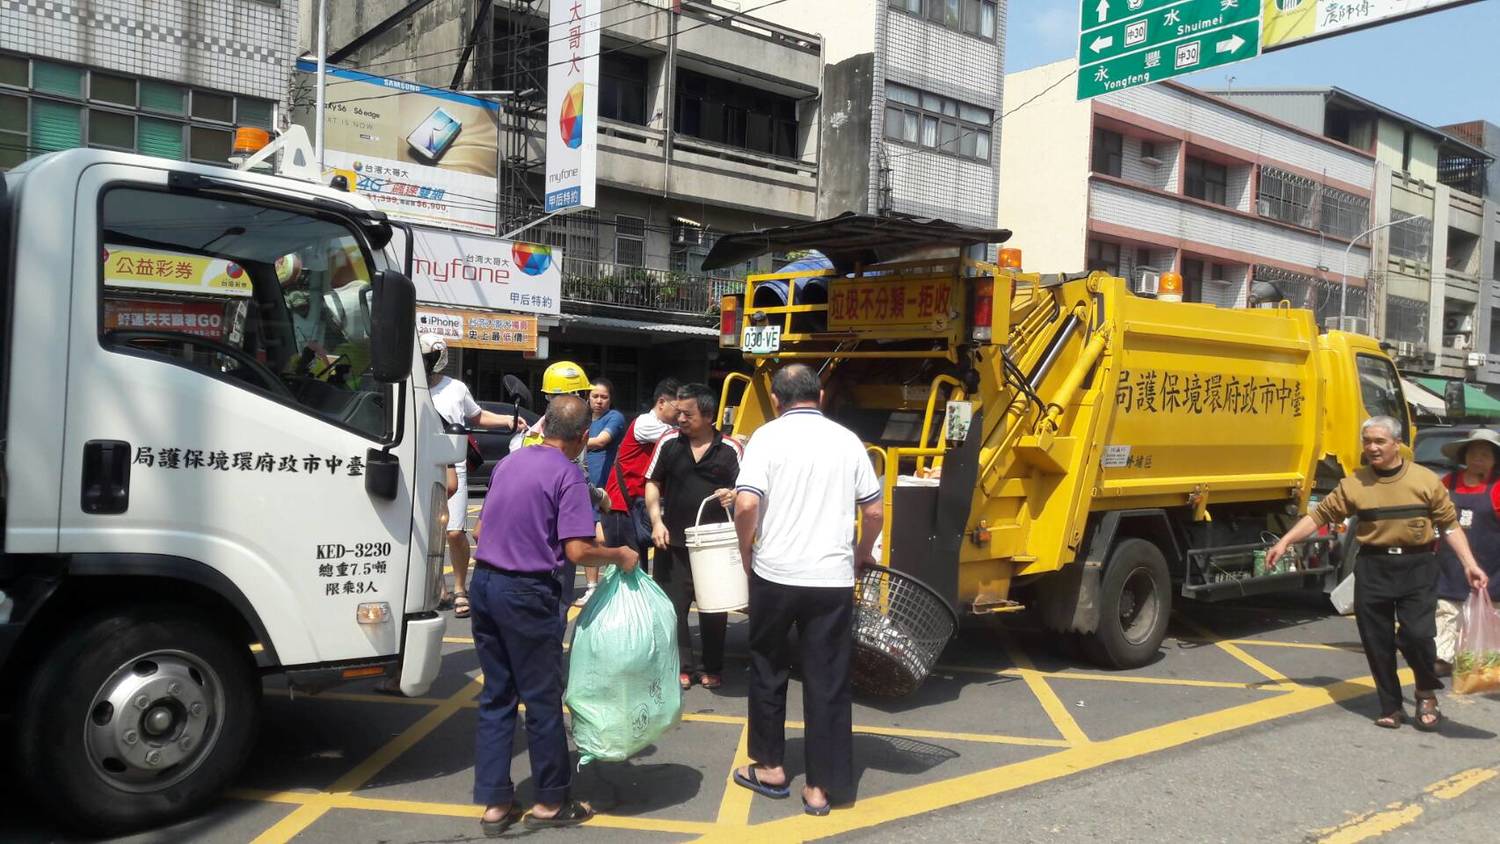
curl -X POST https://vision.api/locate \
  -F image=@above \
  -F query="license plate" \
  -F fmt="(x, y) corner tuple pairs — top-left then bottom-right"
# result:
(742, 325), (781, 354)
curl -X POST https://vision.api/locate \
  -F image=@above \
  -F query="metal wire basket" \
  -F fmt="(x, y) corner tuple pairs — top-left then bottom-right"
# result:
(851, 565), (959, 697)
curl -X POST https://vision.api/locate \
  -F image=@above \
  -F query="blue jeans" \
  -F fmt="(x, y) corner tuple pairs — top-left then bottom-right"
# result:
(469, 565), (570, 807)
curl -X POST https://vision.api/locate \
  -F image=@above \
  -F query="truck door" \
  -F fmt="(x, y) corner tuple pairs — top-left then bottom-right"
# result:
(58, 164), (417, 667)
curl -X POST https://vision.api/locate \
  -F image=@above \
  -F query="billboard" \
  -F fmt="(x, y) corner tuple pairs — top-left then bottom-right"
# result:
(296, 59), (500, 235)
(391, 227), (562, 317)
(416, 306), (539, 353)
(1262, 0), (1475, 49)
(545, 0), (600, 213)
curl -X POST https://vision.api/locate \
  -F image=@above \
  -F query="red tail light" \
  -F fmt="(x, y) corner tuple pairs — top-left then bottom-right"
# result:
(720, 295), (742, 348)
(971, 279), (994, 342)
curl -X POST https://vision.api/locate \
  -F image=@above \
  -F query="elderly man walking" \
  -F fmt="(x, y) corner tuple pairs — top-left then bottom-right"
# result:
(469, 395), (639, 835)
(730, 364), (883, 815)
(1269, 415), (1488, 732)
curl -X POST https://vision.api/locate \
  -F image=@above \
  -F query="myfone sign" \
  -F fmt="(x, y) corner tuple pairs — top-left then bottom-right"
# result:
(1077, 0), (1262, 99)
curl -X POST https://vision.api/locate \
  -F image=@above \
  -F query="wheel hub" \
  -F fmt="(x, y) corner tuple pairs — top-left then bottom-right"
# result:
(84, 651), (224, 792)
(1119, 567), (1160, 646)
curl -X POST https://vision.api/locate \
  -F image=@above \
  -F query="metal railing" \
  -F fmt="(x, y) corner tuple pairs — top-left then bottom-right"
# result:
(561, 258), (742, 315)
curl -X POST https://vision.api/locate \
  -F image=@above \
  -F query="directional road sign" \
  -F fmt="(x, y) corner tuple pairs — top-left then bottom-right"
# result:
(1077, 0), (1262, 100)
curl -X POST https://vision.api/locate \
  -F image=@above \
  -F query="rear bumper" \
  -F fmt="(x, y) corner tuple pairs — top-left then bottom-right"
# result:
(399, 612), (446, 696)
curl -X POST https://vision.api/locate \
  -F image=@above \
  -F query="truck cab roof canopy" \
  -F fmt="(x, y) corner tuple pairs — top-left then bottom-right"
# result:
(700, 212), (1012, 273)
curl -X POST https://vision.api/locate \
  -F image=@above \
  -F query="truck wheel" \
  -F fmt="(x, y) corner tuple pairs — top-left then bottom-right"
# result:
(1083, 538), (1171, 669)
(17, 607), (259, 835)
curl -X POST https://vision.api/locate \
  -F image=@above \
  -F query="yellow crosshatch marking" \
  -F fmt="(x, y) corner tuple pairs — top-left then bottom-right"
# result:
(227, 623), (1424, 842)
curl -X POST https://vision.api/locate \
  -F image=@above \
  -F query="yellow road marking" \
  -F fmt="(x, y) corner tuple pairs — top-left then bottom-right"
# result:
(940, 663), (1282, 692)
(1005, 643), (1089, 745)
(249, 803), (329, 844)
(693, 671), (1387, 842)
(1177, 619), (1300, 690)
(715, 724), (756, 826)
(233, 789), (717, 835)
(1224, 639), (1364, 654)
(1425, 767), (1498, 800)
(442, 636), (472, 644)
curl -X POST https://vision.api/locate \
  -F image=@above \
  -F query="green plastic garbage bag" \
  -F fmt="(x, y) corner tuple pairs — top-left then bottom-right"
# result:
(565, 565), (681, 765)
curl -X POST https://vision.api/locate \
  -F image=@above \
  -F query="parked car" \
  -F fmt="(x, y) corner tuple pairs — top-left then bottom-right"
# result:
(467, 400), (540, 494)
(1413, 423), (1481, 475)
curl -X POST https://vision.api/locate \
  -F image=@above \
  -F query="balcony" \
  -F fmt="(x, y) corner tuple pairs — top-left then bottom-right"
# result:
(561, 258), (742, 318)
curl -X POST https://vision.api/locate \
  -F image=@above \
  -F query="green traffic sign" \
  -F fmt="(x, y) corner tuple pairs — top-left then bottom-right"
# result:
(1081, 0), (1188, 31)
(1077, 3), (1261, 100)
(1079, 0), (1260, 65)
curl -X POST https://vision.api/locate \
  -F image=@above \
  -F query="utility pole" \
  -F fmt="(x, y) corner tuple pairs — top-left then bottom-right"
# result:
(314, 0), (328, 168)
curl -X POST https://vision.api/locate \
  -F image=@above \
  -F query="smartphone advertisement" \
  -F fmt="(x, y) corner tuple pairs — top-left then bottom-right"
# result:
(295, 60), (500, 235)
(545, 0), (599, 213)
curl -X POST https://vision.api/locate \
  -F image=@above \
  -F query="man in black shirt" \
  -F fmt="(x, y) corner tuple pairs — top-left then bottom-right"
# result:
(646, 383), (742, 690)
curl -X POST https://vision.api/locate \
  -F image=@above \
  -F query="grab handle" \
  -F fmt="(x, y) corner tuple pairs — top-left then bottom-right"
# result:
(694, 494), (733, 528)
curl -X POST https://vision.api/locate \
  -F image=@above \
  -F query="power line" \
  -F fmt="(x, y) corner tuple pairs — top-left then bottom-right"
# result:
(882, 68), (1078, 164)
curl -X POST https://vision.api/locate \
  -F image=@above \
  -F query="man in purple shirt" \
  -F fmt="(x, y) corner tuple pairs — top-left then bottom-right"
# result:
(469, 395), (639, 834)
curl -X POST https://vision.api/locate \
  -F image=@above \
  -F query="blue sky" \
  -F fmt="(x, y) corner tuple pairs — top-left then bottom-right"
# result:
(1005, 0), (1500, 127)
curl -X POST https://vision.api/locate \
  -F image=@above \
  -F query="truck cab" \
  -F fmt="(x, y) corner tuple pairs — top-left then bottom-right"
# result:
(0, 149), (459, 834)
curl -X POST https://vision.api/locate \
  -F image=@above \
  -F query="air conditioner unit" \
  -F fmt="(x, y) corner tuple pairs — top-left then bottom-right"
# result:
(1446, 333), (1472, 351)
(672, 224), (705, 247)
(1443, 313), (1475, 333)
(1394, 341), (1417, 358)
(1324, 316), (1369, 335)
(1134, 269), (1160, 296)
(1467, 352), (1488, 368)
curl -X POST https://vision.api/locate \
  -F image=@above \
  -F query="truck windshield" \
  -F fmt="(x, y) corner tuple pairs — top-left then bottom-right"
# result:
(98, 187), (391, 441)
(1356, 354), (1410, 444)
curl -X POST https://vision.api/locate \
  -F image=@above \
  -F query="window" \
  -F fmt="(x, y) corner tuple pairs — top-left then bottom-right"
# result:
(31, 100), (81, 153)
(141, 80), (186, 115)
(33, 61), (82, 98)
(1257, 166), (1317, 228)
(1185, 157), (1228, 205)
(599, 54), (647, 126)
(91, 73), (136, 107)
(1356, 355), (1409, 444)
(192, 91), (234, 123)
(675, 69), (799, 158)
(99, 188), (391, 440)
(1389, 215), (1433, 262)
(137, 118), (184, 160)
(1091, 128), (1122, 177)
(189, 126), (232, 163)
(883, 82), (991, 161)
(614, 215), (645, 266)
(237, 99), (274, 129)
(1401, 130), (1414, 173)
(1085, 240), (1120, 277)
(890, 0), (998, 39)
(0, 93), (26, 168)
(0, 54), (26, 88)
(1140, 140), (1157, 161)
(1318, 187), (1369, 241)
(88, 110), (134, 150)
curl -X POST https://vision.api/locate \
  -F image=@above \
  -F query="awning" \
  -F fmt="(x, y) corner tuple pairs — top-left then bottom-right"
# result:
(1400, 378), (1447, 414)
(1413, 377), (1500, 418)
(701, 212), (1012, 273)
(559, 313), (717, 338)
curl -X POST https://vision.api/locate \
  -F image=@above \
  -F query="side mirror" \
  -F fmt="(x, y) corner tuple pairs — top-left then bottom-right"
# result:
(370, 269), (416, 383)
(503, 374), (533, 410)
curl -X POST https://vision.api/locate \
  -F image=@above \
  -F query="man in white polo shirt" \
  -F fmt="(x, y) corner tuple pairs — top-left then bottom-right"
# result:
(729, 364), (884, 816)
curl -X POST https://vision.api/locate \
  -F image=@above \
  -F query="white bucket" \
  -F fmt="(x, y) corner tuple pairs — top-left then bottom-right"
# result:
(683, 495), (749, 613)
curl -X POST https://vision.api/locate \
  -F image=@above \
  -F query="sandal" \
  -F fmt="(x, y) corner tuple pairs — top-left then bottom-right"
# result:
(680, 672), (693, 690)
(699, 673), (723, 690)
(452, 592), (471, 619)
(523, 800), (594, 829)
(732, 766), (790, 799)
(802, 794), (832, 816)
(1374, 711), (1404, 729)
(480, 805), (523, 838)
(1415, 696), (1442, 732)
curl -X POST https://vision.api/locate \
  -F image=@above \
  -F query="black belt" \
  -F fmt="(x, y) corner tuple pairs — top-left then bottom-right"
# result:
(1357, 544), (1436, 556)
(476, 561), (558, 580)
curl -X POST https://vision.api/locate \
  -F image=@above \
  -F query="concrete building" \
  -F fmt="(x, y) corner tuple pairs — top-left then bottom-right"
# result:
(1197, 87), (1496, 384)
(752, 0), (1005, 228)
(0, 0), (295, 171)
(1441, 120), (1500, 386)
(998, 60), (1374, 328)
(308, 0), (823, 406)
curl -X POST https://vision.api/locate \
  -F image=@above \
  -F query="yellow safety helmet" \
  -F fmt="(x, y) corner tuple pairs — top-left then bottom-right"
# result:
(540, 360), (591, 395)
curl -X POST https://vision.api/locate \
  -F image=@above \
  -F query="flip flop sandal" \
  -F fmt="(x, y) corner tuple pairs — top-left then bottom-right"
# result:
(802, 795), (832, 816)
(732, 766), (791, 799)
(700, 674), (723, 690)
(680, 672), (694, 690)
(1414, 697), (1442, 733)
(480, 806), (523, 838)
(1374, 712), (1404, 729)
(523, 800), (594, 829)
(452, 592), (471, 619)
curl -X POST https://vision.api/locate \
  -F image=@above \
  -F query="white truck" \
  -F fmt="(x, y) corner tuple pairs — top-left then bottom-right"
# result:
(0, 144), (460, 834)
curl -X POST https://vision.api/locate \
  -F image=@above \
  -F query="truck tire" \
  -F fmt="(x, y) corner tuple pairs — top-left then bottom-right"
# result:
(1083, 538), (1171, 669)
(17, 606), (260, 835)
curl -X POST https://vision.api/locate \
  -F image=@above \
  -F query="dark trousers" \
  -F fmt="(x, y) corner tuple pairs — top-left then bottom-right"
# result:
(469, 565), (570, 807)
(1354, 553), (1443, 716)
(602, 506), (650, 573)
(747, 571), (854, 796)
(656, 545), (727, 674)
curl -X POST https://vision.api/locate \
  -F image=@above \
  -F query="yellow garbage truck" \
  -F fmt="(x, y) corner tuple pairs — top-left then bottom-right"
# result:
(709, 215), (1410, 669)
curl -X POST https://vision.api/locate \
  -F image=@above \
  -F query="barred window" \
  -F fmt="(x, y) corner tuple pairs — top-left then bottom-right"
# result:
(1389, 216), (1433, 262)
(1318, 187), (1369, 242)
(614, 215), (646, 267)
(1257, 166), (1318, 228)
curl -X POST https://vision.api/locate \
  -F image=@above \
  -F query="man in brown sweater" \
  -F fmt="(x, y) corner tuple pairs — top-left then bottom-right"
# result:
(1270, 415), (1488, 731)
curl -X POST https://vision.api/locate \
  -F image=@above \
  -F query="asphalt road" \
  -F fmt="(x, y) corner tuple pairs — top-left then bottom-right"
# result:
(7, 582), (1500, 843)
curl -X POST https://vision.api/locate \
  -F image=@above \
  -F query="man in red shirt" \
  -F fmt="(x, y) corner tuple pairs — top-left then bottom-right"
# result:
(603, 378), (681, 563)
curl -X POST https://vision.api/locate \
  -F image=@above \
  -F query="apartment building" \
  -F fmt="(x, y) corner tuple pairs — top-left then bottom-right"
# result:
(1, 0), (296, 171)
(1199, 87), (1496, 384)
(998, 60), (1374, 326)
(753, 0), (1005, 228)
(309, 0), (823, 405)
(1443, 121), (1500, 385)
